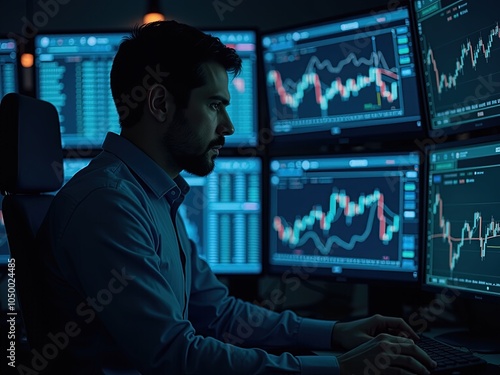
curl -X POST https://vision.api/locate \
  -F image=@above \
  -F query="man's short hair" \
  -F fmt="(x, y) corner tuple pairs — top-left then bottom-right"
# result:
(110, 21), (242, 128)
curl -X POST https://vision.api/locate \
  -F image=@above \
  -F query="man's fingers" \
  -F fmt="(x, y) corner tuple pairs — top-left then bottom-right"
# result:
(374, 315), (420, 340)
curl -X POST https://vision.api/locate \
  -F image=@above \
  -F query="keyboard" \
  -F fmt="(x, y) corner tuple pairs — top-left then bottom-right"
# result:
(417, 335), (487, 374)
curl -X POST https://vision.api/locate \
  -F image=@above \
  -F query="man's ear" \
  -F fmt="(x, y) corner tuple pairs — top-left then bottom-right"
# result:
(147, 83), (172, 123)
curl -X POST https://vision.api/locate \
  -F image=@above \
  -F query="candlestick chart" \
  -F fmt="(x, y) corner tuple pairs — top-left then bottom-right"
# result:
(422, 21), (500, 113)
(266, 31), (402, 121)
(272, 175), (402, 260)
(427, 162), (500, 281)
(416, 0), (500, 130)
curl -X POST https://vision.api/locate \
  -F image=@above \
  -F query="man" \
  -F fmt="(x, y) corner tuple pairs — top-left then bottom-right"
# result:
(38, 21), (436, 374)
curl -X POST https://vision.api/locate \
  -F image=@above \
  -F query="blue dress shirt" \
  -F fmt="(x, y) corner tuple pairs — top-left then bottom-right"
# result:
(38, 132), (340, 374)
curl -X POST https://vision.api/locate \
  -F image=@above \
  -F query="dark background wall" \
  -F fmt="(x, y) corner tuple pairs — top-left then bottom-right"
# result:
(0, 0), (392, 36)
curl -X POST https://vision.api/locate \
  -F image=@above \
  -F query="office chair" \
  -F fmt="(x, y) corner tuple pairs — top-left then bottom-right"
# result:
(0, 93), (64, 362)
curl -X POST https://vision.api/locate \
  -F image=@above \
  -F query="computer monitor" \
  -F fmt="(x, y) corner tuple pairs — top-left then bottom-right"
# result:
(180, 157), (262, 274)
(34, 30), (258, 150)
(268, 151), (421, 283)
(62, 155), (262, 275)
(0, 38), (18, 99)
(34, 32), (125, 149)
(414, 0), (500, 137)
(205, 30), (258, 147)
(424, 134), (500, 352)
(261, 1), (423, 147)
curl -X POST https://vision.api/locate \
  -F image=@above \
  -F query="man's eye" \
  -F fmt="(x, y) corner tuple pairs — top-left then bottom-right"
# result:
(210, 102), (222, 111)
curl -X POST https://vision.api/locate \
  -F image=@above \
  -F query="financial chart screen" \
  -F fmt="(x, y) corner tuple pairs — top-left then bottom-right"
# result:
(35, 33), (125, 148)
(415, 0), (500, 135)
(180, 157), (261, 274)
(425, 136), (500, 298)
(0, 38), (17, 99)
(269, 152), (420, 282)
(261, 3), (422, 143)
(206, 30), (258, 147)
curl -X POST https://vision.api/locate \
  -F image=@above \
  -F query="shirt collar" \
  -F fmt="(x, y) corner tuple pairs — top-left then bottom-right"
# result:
(101, 132), (190, 203)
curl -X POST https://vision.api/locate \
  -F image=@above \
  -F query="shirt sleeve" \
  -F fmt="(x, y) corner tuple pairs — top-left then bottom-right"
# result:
(51, 187), (339, 375)
(187, 239), (340, 374)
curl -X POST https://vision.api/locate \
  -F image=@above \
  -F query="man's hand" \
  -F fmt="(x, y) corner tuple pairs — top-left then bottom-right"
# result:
(332, 314), (436, 375)
(331, 314), (421, 350)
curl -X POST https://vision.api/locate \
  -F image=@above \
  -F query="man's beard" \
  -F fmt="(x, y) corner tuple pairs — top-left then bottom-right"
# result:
(162, 111), (224, 177)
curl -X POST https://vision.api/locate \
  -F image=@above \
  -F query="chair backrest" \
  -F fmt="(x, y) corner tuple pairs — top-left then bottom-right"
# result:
(0, 93), (63, 354)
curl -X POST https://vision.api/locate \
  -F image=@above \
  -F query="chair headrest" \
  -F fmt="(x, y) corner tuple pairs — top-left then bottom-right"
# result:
(0, 93), (64, 194)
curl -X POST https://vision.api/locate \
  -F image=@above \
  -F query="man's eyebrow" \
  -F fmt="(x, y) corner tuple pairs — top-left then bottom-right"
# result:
(208, 95), (230, 106)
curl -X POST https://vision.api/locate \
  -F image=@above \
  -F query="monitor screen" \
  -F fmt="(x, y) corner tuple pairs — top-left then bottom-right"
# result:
(0, 38), (17, 99)
(205, 30), (258, 147)
(35, 32), (125, 149)
(268, 152), (421, 282)
(261, 2), (423, 146)
(180, 157), (262, 274)
(415, 0), (500, 136)
(425, 135), (500, 300)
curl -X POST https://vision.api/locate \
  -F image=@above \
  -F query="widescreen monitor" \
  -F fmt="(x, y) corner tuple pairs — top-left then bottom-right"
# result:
(62, 155), (262, 275)
(415, 0), (500, 136)
(0, 38), (17, 100)
(35, 30), (258, 150)
(180, 157), (262, 274)
(261, 1), (423, 146)
(424, 135), (500, 351)
(268, 152), (421, 283)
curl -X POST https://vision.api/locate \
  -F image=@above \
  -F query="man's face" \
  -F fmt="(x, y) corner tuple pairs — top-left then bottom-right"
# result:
(163, 61), (234, 176)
